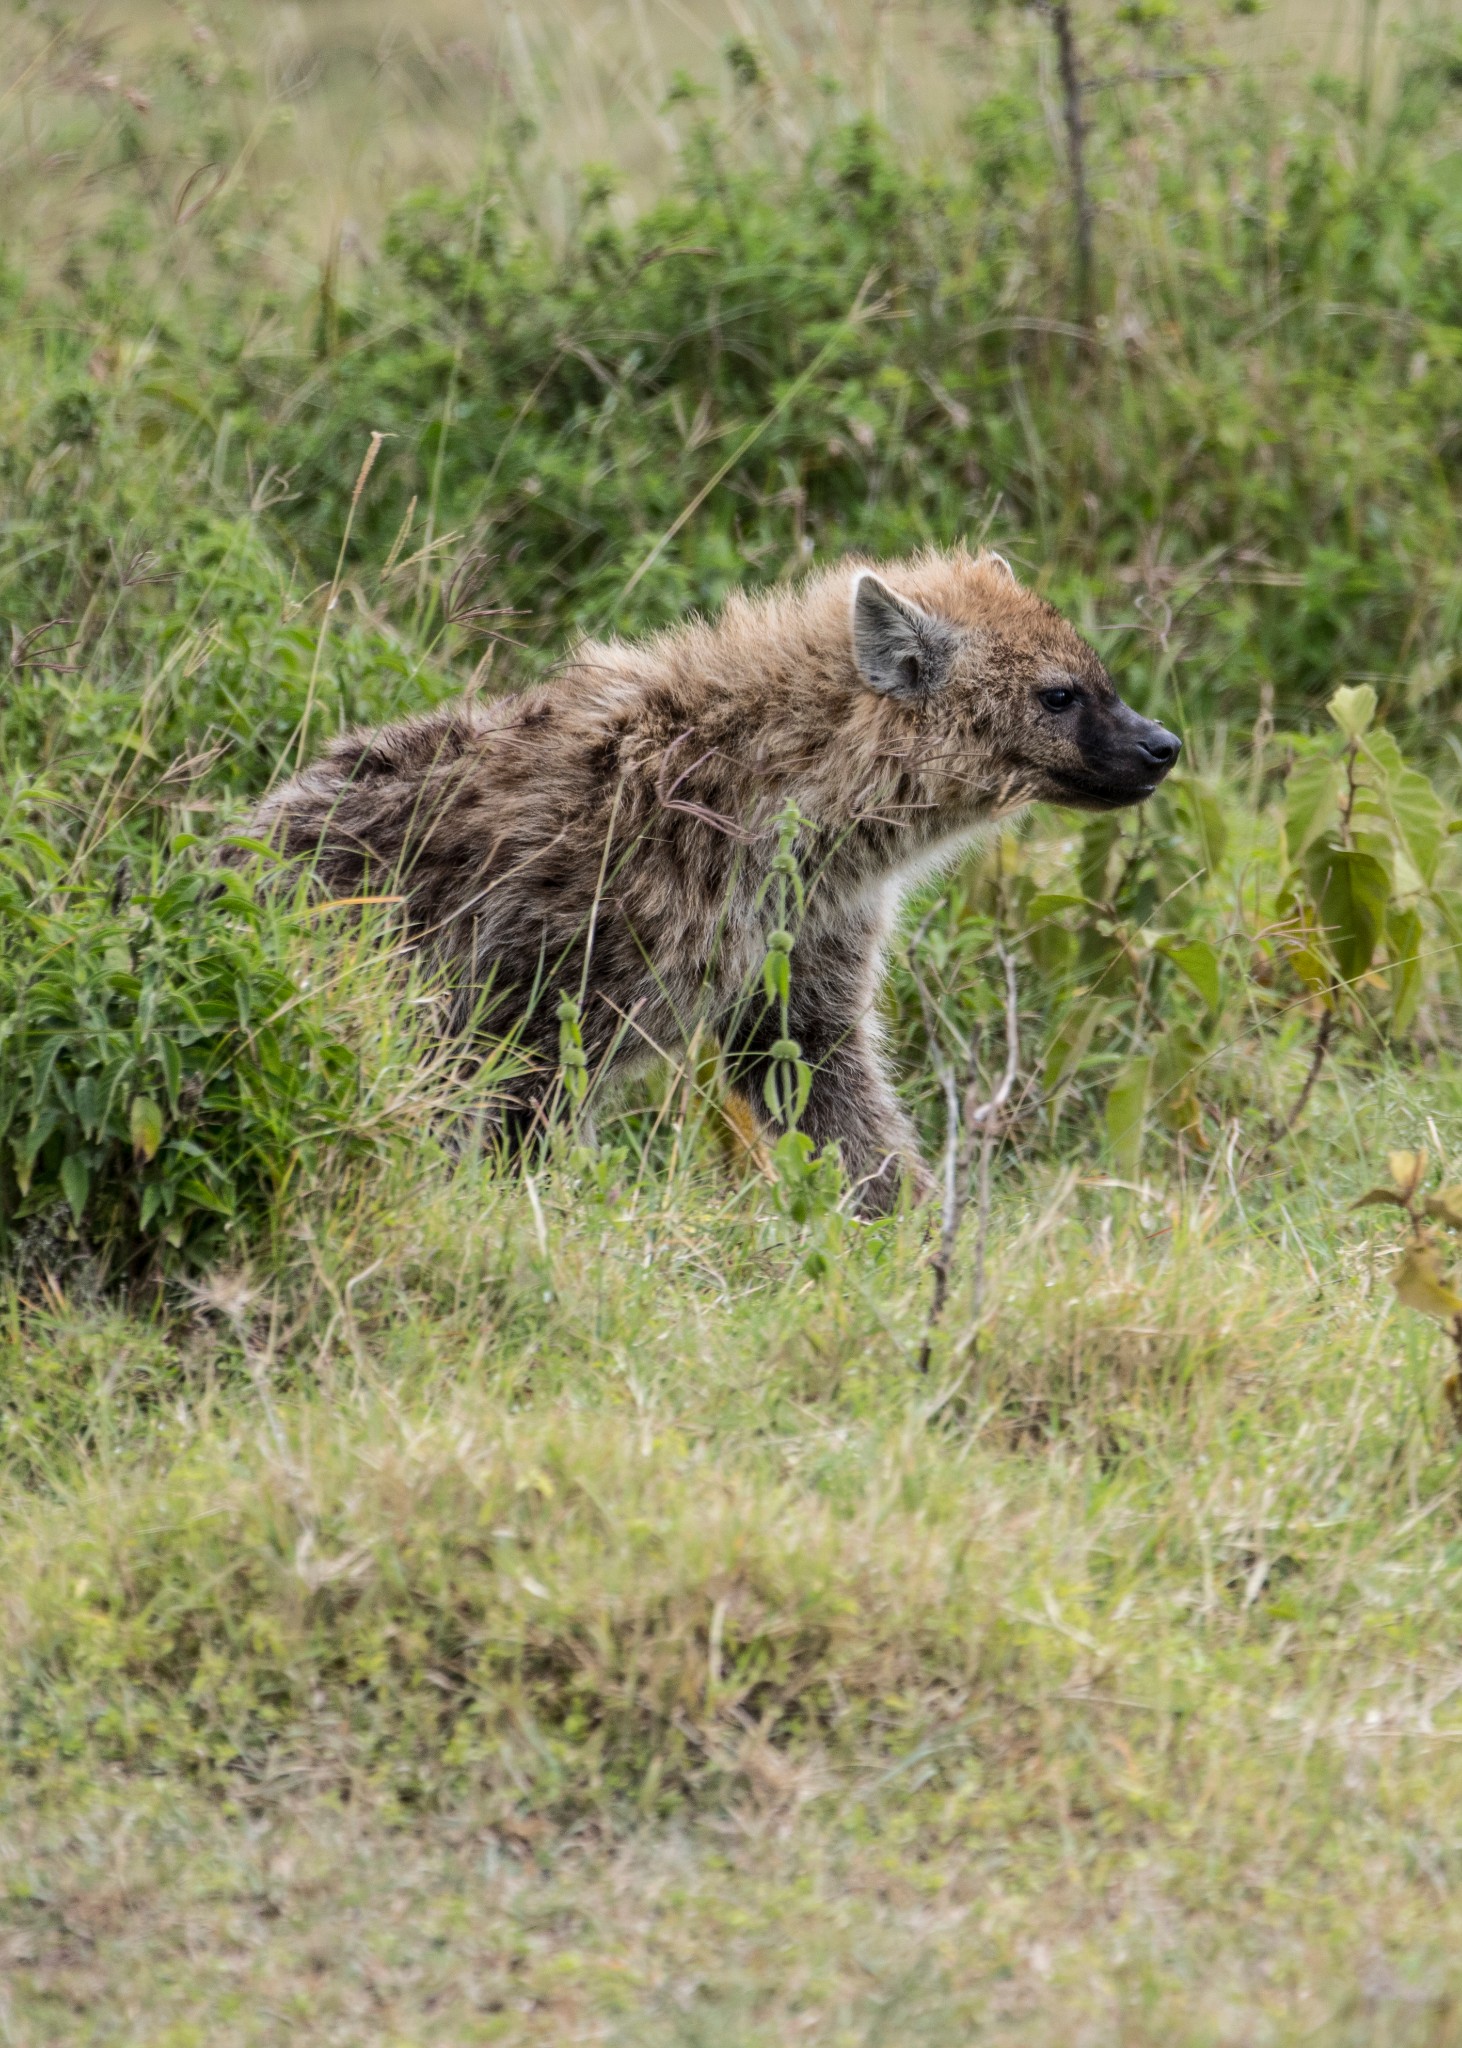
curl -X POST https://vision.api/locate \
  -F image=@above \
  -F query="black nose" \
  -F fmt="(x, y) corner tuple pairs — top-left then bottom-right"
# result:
(1139, 724), (1181, 769)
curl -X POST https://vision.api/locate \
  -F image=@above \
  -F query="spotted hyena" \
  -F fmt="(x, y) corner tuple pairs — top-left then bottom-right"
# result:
(249, 546), (1180, 1209)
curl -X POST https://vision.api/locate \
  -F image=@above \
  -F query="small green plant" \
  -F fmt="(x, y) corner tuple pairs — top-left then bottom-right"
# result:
(769, 1128), (845, 1276)
(898, 677), (1461, 1185)
(1355, 1148), (1462, 1427)
(755, 804), (814, 1132)
(1278, 684), (1453, 1038)
(556, 990), (590, 1112)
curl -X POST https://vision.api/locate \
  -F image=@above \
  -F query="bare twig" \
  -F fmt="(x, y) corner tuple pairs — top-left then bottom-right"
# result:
(1037, 1), (1095, 341)
(964, 945), (1021, 1340)
(1272, 1008), (1335, 1140)
(911, 937), (1020, 1374)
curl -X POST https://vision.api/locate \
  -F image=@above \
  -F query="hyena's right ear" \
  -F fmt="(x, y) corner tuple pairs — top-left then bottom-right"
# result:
(850, 573), (956, 700)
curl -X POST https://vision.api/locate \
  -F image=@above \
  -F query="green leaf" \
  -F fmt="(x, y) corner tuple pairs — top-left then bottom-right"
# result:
(1161, 938), (1222, 1015)
(1304, 842), (1390, 987)
(1273, 881), (1333, 999)
(60, 1153), (90, 1224)
(1078, 815), (1122, 903)
(1024, 891), (1088, 921)
(1327, 684), (1377, 739)
(1152, 1025), (1207, 1134)
(1386, 768), (1447, 888)
(219, 834), (285, 862)
(129, 1095), (165, 1162)
(1386, 904), (1425, 1034)
(1105, 1056), (1152, 1181)
(1043, 998), (1105, 1099)
(1284, 755), (1342, 865)
(1359, 724), (1408, 778)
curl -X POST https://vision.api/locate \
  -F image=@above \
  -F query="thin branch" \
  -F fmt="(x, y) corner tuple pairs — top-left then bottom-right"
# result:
(912, 940), (1020, 1375)
(962, 945), (1020, 1352)
(968, 945), (1021, 1130)
(1037, 1), (1095, 340)
(1271, 1008), (1335, 1141)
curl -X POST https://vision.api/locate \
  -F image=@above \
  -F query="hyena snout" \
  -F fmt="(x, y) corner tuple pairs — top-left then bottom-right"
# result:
(1084, 699), (1181, 800)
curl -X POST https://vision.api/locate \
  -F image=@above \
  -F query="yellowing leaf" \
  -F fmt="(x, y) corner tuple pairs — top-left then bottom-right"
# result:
(1328, 683), (1377, 740)
(1352, 1187), (1411, 1209)
(1388, 1149), (1427, 1197)
(129, 1095), (165, 1163)
(1393, 1242), (1462, 1323)
(1424, 1187), (1462, 1230)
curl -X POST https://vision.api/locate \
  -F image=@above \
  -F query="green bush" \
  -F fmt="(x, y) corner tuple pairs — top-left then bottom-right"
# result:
(215, 74), (1462, 732)
(887, 682), (1461, 1180)
(0, 839), (462, 1275)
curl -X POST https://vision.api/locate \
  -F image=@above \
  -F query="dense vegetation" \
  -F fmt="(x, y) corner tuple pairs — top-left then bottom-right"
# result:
(7, 3), (1462, 2040)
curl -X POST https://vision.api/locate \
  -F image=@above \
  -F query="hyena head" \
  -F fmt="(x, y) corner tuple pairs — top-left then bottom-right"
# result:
(848, 549), (1180, 814)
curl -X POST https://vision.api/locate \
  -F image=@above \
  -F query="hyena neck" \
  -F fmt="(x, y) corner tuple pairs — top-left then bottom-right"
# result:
(791, 767), (1007, 919)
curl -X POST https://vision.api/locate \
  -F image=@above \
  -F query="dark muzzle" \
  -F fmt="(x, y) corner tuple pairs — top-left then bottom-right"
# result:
(1092, 701), (1181, 795)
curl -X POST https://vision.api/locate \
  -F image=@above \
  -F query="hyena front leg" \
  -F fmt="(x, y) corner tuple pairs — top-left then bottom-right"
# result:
(719, 984), (929, 1216)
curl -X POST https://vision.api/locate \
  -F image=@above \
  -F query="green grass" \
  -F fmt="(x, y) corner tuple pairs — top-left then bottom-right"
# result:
(9, 1111), (1462, 2042)
(9, 2), (1462, 2040)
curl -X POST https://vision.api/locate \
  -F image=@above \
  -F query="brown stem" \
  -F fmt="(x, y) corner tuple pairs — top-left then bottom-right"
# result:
(916, 1059), (962, 1375)
(1274, 1008), (1335, 1139)
(915, 945), (1019, 1374)
(1041, 2), (1094, 340)
(1339, 736), (1359, 851)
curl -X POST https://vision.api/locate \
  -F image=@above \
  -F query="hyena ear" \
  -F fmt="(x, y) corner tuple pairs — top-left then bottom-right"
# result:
(984, 550), (1017, 583)
(850, 572), (956, 700)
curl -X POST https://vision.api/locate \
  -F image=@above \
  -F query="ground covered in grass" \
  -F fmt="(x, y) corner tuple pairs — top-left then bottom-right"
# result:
(8, 1073), (1462, 2044)
(8, 2), (1462, 2041)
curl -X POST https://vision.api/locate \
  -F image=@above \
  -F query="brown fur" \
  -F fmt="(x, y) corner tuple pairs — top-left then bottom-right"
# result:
(247, 545), (1178, 1210)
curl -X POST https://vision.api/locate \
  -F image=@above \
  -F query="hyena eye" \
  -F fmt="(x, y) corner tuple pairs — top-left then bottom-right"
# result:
(1040, 686), (1079, 712)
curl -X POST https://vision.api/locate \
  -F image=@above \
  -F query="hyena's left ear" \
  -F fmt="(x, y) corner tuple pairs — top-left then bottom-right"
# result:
(850, 572), (956, 700)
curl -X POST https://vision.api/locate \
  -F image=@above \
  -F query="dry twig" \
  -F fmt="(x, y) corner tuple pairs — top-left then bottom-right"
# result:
(909, 931), (1020, 1374)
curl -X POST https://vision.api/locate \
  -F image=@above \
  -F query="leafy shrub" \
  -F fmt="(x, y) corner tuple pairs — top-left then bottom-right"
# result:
(889, 686), (1461, 1180)
(1277, 684), (1458, 1036)
(0, 839), (462, 1275)
(0, 511), (458, 844)
(207, 74), (1462, 739)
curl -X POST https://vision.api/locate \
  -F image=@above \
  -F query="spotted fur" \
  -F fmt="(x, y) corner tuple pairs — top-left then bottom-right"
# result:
(248, 545), (1179, 1210)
